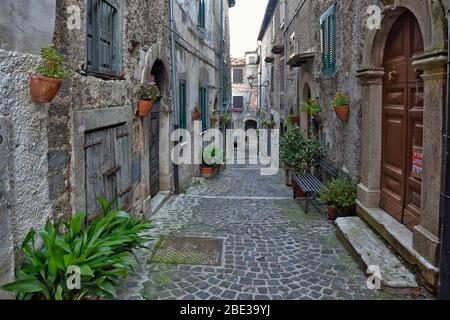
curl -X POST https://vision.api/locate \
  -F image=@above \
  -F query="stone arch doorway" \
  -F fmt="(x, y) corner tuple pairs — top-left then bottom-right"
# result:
(141, 43), (173, 209)
(357, 1), (447, 275)
(380, 11), (424, 230)
(245, 119), (257, 131)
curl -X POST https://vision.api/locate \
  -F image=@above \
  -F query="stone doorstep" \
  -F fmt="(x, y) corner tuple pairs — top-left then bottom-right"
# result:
(144, 191), (171, 218)
(356, 201), (439, 289)
(336, 216), (418, 289)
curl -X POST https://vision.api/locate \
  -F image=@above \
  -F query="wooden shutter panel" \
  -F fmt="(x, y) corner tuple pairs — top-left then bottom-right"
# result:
(86, 0), (95, 71)
(179, 82), (187, 129)
(114, 125), (131, 210)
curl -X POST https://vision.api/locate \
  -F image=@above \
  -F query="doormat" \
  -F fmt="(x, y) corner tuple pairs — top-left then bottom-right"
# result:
(150, 236), (224, 266)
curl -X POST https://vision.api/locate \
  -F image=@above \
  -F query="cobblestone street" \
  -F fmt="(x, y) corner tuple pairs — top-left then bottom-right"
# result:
(117, 161), (414, 300)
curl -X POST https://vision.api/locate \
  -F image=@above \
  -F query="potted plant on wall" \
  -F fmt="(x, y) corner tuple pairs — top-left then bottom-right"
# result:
(200, 145), (224, 178)
(137, 82), (160, 117)
(210, 112), (220, 126)
(261, 119), (275, 129)
(301, 97), (322, 121)
(29, 45), (72, 103)
(219, 112), (231, 127)
(331, 92), (350, 121)
(318, 178), (357, 221)
(192, 106), (201, 120)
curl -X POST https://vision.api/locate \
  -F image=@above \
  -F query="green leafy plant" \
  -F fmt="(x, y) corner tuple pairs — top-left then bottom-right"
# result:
(301, 97), (321, 116)
(36, 45), (72, 80)
(219, 113), (231, 126)
(202, 145), (224, 168)
(261, 119), (275, 128)
(331, 92), (349, 109)
(210, 112), (220, 124)
(279, 126), (321, 174)
(139, 82), (160, 102)
(1, 197), (152, 300)
(318, 178), (357, 211)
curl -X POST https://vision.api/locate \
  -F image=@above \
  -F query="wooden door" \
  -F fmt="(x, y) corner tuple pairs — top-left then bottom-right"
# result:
(381, 11), (424, 230)
(149, 110), (160, 197)
(85, 123), (132, 215)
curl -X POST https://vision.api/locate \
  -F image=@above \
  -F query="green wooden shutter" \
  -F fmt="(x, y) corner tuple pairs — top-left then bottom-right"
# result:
(200, 86), (208, 131)
(320, 4), (336, 75)
(179, 81), (187, 130)
(198, 0), (205, 28)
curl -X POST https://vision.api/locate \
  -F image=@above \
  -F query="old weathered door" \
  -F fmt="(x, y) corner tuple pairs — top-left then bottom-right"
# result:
(149, 109), (160, 197)
(85, 123), (132, 215)
(381, 11), (424, 230)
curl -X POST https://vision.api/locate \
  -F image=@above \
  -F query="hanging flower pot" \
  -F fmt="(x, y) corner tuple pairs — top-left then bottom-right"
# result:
(192, 107), (201, 120)
(30, 74), (63, 103)
(138, 99), (154, 117)
(331, 92), (350, 121)
(334, 105), (350, 121)
(29, 45), (72, 103)
(137, 82), (160, 117)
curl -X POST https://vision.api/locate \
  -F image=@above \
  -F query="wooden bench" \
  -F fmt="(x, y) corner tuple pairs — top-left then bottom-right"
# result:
(292, 173), (324, 214)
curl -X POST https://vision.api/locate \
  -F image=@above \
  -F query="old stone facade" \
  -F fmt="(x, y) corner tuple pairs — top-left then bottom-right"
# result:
(173, 0), (233, 189)
(0, 0), (233, 296)
(259, 0), (448, 290)
(231, 53), (259, 131)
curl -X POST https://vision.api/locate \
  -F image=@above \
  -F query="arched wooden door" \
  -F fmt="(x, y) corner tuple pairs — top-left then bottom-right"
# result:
(381, 11), (424, 230)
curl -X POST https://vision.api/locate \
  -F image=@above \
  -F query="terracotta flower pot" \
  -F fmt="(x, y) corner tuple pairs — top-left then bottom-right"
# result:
(334, 105), (350, 121)
(192, 111), (201, 120)
(327, 207), (338, 221)
(29, 74), (63, 103)
(200, 166), (214, 178)
(292, 183), (306, 198)
(138, 99), (154, 117)
(290, 116), (300, 125)
(285, 168), (293, 186)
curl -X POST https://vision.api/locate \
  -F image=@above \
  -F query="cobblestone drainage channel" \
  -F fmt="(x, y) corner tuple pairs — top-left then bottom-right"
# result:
(150, 236), (224, 266)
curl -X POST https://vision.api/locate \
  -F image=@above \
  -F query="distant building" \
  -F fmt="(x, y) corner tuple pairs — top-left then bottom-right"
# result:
(230, 51), (259, 131)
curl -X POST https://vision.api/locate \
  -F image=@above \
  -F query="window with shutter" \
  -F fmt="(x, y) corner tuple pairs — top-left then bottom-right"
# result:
(199, 86), (208, 131)
(233, 68), (244, 83)
(198, 0), (206, 29)
(86, 0), (122, 76)
(320, 4), (336, 76)
(233, 96), (244, 109)
(179, 81), (187, 130)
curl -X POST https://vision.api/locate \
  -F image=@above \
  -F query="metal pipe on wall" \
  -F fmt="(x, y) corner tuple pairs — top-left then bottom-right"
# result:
(169, 0), (180, 195)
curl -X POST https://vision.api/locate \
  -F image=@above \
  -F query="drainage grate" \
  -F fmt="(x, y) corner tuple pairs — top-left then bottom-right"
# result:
(150, 236), (224, 266)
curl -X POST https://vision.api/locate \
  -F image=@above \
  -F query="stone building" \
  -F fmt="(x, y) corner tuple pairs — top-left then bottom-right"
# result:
(0, 0), (234, 298)
(230, 52), (259, 131)
(259, 0), (448, 290)
(173, 0), (234, 188)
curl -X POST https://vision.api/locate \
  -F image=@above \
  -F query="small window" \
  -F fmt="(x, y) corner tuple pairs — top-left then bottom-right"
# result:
(233, 68), (244, 83)
(320, 4), (336, 75)
(86, 0), (122, 76)
(198, 0), (206, 29)
(233, 96), (244, 109)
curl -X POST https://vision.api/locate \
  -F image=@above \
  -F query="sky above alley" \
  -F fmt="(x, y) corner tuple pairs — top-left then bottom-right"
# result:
(230, 0), (267, 58)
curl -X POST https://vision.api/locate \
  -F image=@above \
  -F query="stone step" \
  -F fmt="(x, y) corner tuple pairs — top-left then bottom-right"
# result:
(336, 216), (418, 289)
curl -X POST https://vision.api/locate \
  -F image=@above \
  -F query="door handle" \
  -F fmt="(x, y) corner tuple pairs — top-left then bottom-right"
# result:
(388, 70), (397, 81)
(414, 68), (424, 79)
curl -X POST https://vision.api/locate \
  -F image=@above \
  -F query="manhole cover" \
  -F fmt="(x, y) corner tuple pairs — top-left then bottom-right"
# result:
(151, 236), (223, 266)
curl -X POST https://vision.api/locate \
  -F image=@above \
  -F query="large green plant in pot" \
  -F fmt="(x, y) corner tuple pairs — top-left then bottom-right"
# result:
(1, 197), (152, 300)
(318, 178), (357, 220)
(279, 125), (321, 175)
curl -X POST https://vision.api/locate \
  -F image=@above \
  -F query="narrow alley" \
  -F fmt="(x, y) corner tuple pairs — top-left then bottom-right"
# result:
(119, 160), (408, 300)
